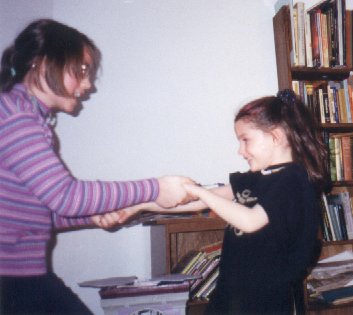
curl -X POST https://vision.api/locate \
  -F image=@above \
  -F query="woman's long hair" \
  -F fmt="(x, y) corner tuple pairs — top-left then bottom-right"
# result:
(0, 19), (101, 95)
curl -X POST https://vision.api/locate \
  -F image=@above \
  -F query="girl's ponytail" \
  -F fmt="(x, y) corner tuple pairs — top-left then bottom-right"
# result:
(235, 89), (330, 193)
(0, 46), (18, 92)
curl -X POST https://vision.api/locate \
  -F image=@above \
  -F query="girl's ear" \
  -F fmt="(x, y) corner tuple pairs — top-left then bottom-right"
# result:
(270, 127), (287, 146)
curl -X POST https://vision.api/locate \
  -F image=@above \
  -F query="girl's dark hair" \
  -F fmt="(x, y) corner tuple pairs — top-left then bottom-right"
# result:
(0, 19), (101, 95)
(235, 89), (330, 193)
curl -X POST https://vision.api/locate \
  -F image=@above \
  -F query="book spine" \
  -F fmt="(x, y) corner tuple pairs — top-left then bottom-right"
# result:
(296, 2), (306, 66)
(310, 10), (321, 67)
(341, 136), (353, 181)
(305, 11), (313, 67)
(343, 79), (352, 123)
(340, 192), (353, 240)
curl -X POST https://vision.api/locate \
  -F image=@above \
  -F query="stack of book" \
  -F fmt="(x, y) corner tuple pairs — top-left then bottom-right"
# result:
(327, 133), (353, 182)
(321, 190), (353, 241)
(172, 241), (222, 300)
(289, 0), (353, 117)
(289, 0), (347, 68)
(307, 251), (353, 306)
(292, 79), (353, 124)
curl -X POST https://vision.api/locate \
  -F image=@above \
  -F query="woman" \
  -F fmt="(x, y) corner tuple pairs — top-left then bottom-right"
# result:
(0, 18), (193, 314)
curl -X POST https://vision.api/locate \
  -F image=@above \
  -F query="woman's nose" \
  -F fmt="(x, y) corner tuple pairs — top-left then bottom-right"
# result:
(81, 77), (92, 90)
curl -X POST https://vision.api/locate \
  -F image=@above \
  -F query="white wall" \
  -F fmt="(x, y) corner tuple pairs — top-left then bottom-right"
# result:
(1, 1), (278, 314)
(0, 0), (53, 49)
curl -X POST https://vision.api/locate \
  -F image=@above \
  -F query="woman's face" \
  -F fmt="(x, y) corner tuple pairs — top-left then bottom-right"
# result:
(48, 51), (93, 113)
(27, 49), (94, 114)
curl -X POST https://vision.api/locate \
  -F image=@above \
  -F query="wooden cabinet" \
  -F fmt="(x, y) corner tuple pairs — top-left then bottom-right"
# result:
(273, 2), (353, 314)
(148, 215), (226, 315)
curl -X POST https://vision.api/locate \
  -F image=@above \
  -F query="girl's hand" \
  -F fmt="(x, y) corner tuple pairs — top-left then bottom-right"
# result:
(183, 183), (207, 199)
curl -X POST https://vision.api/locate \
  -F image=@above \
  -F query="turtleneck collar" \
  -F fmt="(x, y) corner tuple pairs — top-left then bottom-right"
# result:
(14, 83), (52, 118)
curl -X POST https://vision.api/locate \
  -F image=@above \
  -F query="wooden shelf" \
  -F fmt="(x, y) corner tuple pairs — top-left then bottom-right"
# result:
(186, 299), (208, 315)
(148, 215), (226, 315)
(273, 2), (353, 314)
(320, 123), (353, 132)
(307, 300), (353, 314)
(273, 5), (351, 90)
(332, 181), (353, 187)
(149, 215), (226, 275)
(291, 67), (351, 81)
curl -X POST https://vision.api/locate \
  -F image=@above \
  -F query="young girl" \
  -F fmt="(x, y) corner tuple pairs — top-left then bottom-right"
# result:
(0, 19), (194, 314)
(98, 89), (329, 315)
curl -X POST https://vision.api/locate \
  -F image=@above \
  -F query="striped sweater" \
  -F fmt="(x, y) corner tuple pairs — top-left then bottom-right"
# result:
(0, 84), (159, 276)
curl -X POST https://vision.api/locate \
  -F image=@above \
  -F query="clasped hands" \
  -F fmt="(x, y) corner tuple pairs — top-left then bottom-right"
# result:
(91, 176), (201, 229)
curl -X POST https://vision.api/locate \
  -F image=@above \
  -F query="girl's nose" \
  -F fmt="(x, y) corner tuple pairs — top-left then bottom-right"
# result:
(237, 145), (244, 156)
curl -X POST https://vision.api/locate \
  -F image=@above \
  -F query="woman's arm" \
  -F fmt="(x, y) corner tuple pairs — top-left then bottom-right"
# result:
(0, 114), (194, 224)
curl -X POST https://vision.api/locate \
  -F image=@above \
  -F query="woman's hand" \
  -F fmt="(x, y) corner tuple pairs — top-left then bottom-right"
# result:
(91, 202), (165, 229)
(156, 176), (197, 208)
(91, 206), (140, 229)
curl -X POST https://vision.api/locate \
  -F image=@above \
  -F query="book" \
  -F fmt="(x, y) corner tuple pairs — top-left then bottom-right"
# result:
(294, 2), (306, 66)
(343, 79), (352, 123)
(346, 10), (352, 67)
(305, 11), (313, 67)
(335, 135), (344, 181)
(321, 12), (330, 67)
(190, 256), (220, 293)
(320, 196), (334, 241)
(307, 251), (353, 301)
(290, 0), (299, 65)
(180, 251), (204, 275)
(328, 202), (344, 240)
(322, 285), (353, 303)
(307, 0), (346, 67)
(328, 81), (340, 123)
(341, 135), (353, 181)
(337, 0), (345, 65)
(78, 276), (137, 288)
(339, 191), (353, 239)
(322, 193), (336, 241)
(337, 85), (348, 123)
(193, 268), (220, 299)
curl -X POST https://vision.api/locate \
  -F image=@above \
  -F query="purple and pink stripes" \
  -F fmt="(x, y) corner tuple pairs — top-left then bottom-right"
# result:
(0, 84), (159, 275)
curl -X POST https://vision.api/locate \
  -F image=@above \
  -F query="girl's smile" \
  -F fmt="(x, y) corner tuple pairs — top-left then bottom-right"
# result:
(235, 119), (292, 172)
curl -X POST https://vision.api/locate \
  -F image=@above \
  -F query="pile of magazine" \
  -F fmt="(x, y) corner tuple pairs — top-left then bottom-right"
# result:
(307, 251), (353, 305)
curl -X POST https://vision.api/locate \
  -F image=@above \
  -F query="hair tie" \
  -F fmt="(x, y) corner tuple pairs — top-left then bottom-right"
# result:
(10, 67), (16, 77)
(276, 89), (297, 105)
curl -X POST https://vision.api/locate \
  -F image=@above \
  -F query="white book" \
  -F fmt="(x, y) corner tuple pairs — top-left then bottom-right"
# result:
(295, 2), (306, 66)
(290, 0), (299, 65)
(337, 0), (344, 65)
(340, 192), (353, 240)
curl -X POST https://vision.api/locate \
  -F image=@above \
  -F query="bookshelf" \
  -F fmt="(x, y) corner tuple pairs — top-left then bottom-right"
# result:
(273, 1), (353, 314)
(147, 215), (226, 315)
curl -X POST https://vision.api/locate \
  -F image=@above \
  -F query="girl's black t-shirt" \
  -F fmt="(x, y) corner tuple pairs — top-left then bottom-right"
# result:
(206, 162), (321, 315)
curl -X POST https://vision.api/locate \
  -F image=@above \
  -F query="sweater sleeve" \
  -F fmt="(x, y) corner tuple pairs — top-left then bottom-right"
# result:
(0, 113), (159, 220)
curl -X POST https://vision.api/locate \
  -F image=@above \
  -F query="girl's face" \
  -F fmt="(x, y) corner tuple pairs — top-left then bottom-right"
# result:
(235, 119), (281, 172)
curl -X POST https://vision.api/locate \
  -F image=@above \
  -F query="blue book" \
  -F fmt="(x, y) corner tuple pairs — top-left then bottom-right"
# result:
(322, 285), (353, 303)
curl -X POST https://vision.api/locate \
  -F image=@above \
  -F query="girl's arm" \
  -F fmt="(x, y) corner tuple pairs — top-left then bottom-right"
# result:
(92, 185), (233, 229)
(184, 184), (269, 233)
